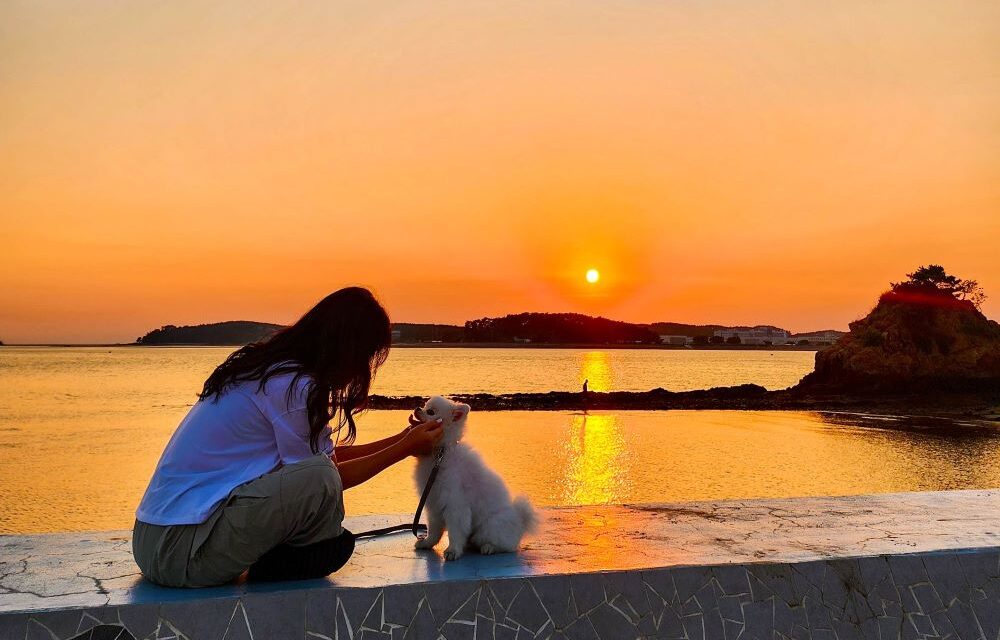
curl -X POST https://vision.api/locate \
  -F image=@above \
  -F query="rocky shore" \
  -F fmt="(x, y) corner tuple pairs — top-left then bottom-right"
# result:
(368, 385), (1000, 420)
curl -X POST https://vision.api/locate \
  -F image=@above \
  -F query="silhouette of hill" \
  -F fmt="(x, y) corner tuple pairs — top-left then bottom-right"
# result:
(135, 321), (466, 345)
(465, 312), (660, 344)
(648, 322), (723, 337)
(393, 323), (464, 343)
(136, 321), (283, 345)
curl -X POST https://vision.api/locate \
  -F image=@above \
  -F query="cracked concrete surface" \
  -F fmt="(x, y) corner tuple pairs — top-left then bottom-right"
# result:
(2, 489), (998, 616)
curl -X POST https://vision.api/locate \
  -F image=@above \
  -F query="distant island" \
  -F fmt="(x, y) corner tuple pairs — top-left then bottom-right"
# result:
(136, 321), (284, 345)
(135, 315), (843, 347)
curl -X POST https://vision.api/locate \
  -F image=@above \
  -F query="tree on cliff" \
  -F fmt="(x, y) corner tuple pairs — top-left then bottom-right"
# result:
(891, 265), (986, 309)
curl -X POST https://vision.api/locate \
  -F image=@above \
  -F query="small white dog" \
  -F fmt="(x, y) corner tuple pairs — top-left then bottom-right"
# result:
(412, 396), (537, 560)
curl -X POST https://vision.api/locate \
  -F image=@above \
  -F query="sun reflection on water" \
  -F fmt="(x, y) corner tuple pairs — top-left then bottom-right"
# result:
(578, 351), (613, 392)
(559, 413), (631, 505)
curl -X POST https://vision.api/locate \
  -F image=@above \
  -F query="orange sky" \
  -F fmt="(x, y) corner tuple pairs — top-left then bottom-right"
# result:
(2, 1), (999, 343)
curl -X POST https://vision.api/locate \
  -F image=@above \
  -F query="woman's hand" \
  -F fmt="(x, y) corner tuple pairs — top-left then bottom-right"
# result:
(407, 410), (425, 429)
(403, 419), (445, 457)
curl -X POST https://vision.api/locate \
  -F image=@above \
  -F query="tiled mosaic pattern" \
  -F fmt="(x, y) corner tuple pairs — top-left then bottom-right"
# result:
(4, 549), (998, 640)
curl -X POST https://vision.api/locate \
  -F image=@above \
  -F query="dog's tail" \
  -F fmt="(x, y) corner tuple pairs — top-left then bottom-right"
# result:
(513, 495), (538, 534)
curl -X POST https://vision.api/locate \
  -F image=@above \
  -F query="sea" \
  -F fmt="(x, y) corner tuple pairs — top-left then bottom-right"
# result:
(1, 346), (998, 533)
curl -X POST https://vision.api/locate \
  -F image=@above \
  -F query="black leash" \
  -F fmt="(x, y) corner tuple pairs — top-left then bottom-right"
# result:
(354, 448), (446, 540)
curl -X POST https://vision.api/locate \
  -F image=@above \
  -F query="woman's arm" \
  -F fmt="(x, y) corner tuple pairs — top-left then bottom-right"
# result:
(334, 410), (426, 462)
(335, 430), (409, 463)
(336, 419), (443, 490)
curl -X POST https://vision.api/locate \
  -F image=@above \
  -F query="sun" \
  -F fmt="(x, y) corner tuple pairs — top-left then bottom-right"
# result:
(585, 268), (600, 284)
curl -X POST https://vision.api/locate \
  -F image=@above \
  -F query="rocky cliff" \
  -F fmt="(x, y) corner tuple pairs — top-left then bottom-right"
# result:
(797, 288), (1000, 392)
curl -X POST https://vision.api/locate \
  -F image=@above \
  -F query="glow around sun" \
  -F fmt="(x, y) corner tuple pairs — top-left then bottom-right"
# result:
(585, 268), (600, 284)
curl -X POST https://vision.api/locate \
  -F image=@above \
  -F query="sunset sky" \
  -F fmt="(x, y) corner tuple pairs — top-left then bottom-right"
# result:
(2, 1), (999, 343)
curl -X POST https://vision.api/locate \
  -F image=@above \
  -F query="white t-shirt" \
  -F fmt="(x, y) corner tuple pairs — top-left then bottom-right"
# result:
(136, 371), (335, 526)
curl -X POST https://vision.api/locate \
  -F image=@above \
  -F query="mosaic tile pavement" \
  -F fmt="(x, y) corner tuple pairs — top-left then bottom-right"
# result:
(2, 490), (1000, 639)
(3, 550), (999, 639)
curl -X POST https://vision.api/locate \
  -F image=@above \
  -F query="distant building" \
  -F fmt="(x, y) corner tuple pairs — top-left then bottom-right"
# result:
(390, 329), (402, 341)
(790, 330), (844, 345)
(712, 326), (790, 345)
(659, 335), (692, 346)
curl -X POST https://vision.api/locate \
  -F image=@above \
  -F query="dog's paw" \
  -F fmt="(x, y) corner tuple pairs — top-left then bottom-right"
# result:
(415, 538), (435, 550)
(479, 543), (498, 555)
(443, 546), (463, 561)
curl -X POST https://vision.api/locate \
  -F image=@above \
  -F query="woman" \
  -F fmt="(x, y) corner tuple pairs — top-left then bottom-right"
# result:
(133, 287), (444, 587)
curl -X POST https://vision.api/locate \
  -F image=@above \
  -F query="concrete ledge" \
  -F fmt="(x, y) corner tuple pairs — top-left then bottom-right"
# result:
(2, 490), (999, 639)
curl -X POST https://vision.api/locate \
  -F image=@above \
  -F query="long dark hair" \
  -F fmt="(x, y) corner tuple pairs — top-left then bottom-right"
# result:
(199, 287), (392, 452)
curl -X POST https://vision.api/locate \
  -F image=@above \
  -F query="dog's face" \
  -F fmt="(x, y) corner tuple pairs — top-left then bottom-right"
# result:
(414, 395), (470, 445)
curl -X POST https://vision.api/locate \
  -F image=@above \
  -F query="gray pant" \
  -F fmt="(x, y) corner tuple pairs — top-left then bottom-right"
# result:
(133, 453), (346, 587)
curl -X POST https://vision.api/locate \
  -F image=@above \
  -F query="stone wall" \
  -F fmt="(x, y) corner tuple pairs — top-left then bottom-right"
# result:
(3, 491), (999, 639)
(2, 549), (999, 639)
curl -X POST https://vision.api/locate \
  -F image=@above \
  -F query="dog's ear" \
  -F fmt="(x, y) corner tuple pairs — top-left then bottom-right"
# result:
(452, 403), (470, 422)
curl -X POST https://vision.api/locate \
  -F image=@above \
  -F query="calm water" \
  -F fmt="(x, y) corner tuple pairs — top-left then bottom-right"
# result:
(2, 346), (998, 533)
